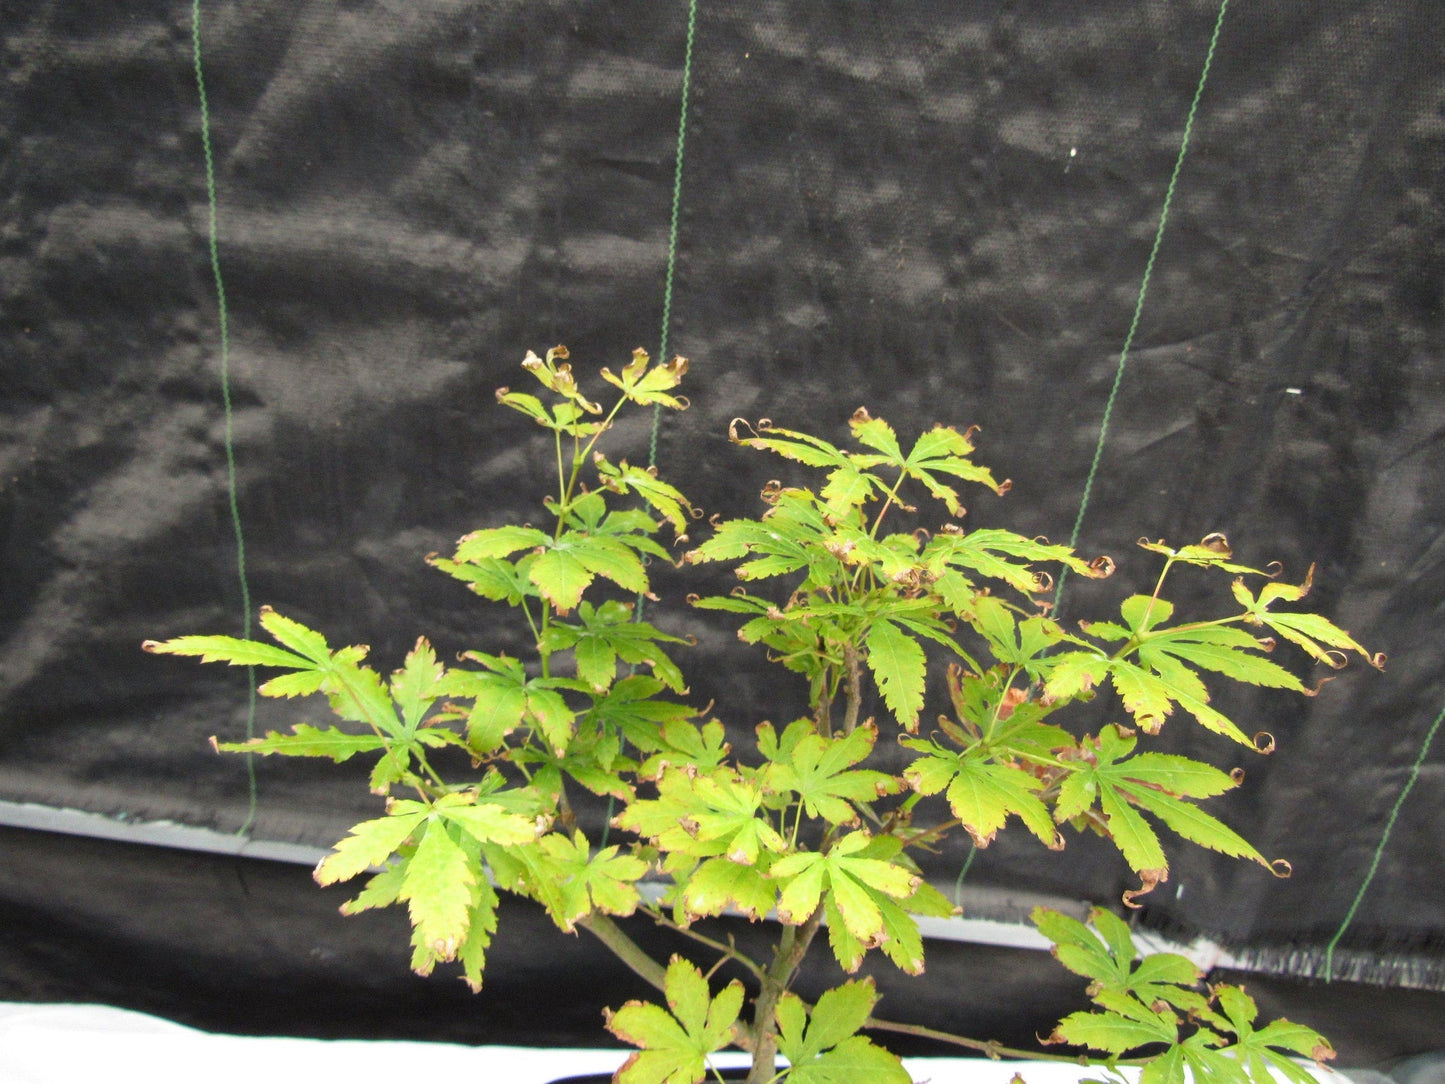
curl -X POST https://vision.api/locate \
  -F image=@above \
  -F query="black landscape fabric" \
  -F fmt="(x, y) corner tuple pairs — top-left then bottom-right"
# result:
(1, 0), (1442, 1031)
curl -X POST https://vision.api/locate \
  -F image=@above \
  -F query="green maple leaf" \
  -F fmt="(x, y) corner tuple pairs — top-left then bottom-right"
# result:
(444, 654), (576, 754)
(594, 453), (694, 536)
(615, 768), (786, 863)
(1049, 1007), (1179, 1055)
(541, 599), (689, 693)
(147, 608), (400, 737)
(727, 418), (850, 469)
(451, 524), (551, 563)
(314, 799), (429, 886)
(532, 829), (648, 930)
(1185, 985), (1336, 1084)
(679, 855), (777, 922)
(776, 979), (911, 1084)
(637, 717), (731, 778)
(1230, 567), (1383, 671)
(1033, 907), (1205, 1017)
(761, 721), (899, 826)
(606, 956), (744, 1084)
(531, 530), (649, 612)
(841, 411), (1007, 515)
(813, 835), (950, 975)
(1053, 727), (1269, 889)
(902, 739), (1058, 849)
(582, 674), (700, 753)
(599, 349), (690, 410)
(428, 552), (540, 606)
(771, 832), (920, 945)
(1098, 654), (1254, 746)
(685, 490), (846, 589)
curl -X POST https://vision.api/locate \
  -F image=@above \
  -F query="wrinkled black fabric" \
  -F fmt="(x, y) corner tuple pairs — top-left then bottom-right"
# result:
(0, 0), (1442, 1015)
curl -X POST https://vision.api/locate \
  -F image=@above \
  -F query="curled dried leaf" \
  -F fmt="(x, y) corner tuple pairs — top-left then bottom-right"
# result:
(1199, 532), (1232, 555)
(1253, 732), (1276, 755)
(1123, 867), (1167, 908)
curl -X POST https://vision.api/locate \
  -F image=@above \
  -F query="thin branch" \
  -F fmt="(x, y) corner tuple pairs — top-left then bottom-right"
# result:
(863, 1016), (1086, 1064)
(578, 913), (667, 995)
(647, 908), (768, 984)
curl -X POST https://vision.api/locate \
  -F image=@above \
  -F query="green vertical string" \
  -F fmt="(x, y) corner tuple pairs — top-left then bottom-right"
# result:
(605, 0), (700, 850)
(649, 0), (699, 472)
(193, 0), (258, 836)
(1324, 701), (1444, 980)
(1051, 0), (1230, 618)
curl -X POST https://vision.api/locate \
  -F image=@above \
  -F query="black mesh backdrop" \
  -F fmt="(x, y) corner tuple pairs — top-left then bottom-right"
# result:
(1, 0), (1443, 1055)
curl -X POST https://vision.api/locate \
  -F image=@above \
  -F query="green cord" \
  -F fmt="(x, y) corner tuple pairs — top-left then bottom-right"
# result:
(649, 0), (699, 472)
(1051, 0), (1230, 618)
(192, 0), (258, 837)
(605, 0), (700, 851)
(1324, 700), (1445, 980)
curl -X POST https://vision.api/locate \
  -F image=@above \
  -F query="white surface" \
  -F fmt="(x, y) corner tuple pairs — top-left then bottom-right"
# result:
(0, 1002), (1072, 1084)
(0, 1002), (1346, 1084)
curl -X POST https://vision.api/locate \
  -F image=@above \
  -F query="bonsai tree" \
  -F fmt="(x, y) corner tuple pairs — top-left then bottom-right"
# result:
(147, 347), (1375, 1083)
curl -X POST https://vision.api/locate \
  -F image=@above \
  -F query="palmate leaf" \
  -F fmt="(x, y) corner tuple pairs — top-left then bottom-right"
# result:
(1053, 727), (1271, 893)
(840, 410), (1009, 516)
(1104, 655), (1254, 746)
(727, 417), (851, 469)
(531, 530), (650, 612)
(1231, 568), (1384, 671)
(444, 654), (577, 755)
(451, 524), (550, 563)
(821, 875), (944, 976)
(594, 453), (694, 536)
(428, 553), (539, 606)
(532, 829), (648, 931)
(314, 799), (430, 886)
(687, 490), (847, 589)
(902, 739), (1058, 849)
(776, 980), (911, 1084)
(771, 831), (920, 945)
(599, 348), (690, 410)
(679, 855), (777, 921)
(583, 674), (700, 754)
(761, 721), (899, 826)
(1186, 985), (1336, 1082)
(1034, 907), (1204, 1014)
(922, 528), (1089, 601)
(1137, 624), (1307, 693)
(1050, 1007), (1179, 1055)
(521, 345), (602, 413)
(615, 767), (786, 863)
(540, 599), (689, 693)
(606, 956), (744, 1084)
(146, 608), (401, 736)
